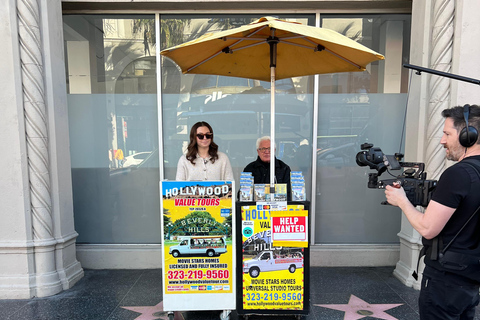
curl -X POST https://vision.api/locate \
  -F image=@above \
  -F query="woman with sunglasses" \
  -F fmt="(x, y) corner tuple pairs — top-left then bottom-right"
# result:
(176, 121), (234, 181)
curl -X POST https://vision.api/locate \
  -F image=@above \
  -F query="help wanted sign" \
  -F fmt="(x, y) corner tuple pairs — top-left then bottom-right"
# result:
(271, 211), (308, 242)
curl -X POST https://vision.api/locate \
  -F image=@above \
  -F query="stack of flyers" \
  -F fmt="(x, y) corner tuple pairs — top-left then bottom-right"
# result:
(240, 184), (253, 201)
(273, 183), (287, 201)
(239, 172), (254, 201)
(291, 171), (306, 201)
(264, 184), (287, 202)
(254, 184), (266, 201)
(292, 183), (306, 201)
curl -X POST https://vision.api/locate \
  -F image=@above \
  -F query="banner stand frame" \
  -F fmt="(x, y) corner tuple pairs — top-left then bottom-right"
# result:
(160, 180), (236, 320)
(236, 201), (310, 319)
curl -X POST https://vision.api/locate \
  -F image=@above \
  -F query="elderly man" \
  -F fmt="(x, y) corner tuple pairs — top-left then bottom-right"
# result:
(243, 136), (291, 200)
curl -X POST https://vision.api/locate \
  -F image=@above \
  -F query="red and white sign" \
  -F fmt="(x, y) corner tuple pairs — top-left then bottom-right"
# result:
(271, 216), (307, 241)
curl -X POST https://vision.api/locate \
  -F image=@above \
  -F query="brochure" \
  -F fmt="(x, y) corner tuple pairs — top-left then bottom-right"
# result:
(292, 183), (306, 201)
(254, 184), (266, 201)
(240, 183), (253, 201)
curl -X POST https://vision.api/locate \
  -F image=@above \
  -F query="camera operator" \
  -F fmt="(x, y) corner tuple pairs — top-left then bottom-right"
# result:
(385, 104), (480, 320)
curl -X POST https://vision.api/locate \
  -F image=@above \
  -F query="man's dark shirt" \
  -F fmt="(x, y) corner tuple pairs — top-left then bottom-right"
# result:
(423, 155), (480, 283)
(242, 156), (292, 201)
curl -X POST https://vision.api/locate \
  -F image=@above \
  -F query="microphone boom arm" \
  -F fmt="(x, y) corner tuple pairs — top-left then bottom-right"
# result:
(404, 63), (480, 85)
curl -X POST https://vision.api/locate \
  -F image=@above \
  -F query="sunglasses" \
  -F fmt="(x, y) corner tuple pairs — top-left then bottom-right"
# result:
(196, 133), (213, 140)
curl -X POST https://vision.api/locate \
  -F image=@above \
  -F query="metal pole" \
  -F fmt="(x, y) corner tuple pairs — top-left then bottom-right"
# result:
(268, 31), (279, 189)
(270, 65), (276, 189)
(156, 13), (165, 181)
(404, 63), (480, 85)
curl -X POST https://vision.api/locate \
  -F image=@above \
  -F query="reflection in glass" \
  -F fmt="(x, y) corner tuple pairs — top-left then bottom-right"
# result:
(63, 13), (411, 246)
(64, 15), (159, 243)
(315, 15), (411, 244)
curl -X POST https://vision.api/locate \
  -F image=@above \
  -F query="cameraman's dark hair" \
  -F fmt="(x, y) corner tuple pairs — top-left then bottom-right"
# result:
(441, 105), (480, 144)
(186, 121), (219, 165)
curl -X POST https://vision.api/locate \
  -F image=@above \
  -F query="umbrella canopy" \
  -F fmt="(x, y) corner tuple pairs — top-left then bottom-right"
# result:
(161, 16), (384, 187)
(161, 16), (384, 81)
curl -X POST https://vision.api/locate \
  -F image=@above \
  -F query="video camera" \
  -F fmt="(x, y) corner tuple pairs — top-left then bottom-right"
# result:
(356, 143), (437, 207)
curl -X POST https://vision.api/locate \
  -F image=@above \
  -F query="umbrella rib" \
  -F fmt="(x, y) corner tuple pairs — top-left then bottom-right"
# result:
(303, 37), (364, 69)
(186, 51), (224, 72)
(278, 35), (305, 40)
(224, 36), (266, 41)
(229, 25), (269, 49)
(323, 48), (362, 69)
(224, 35), (304, 41)
(281, 40), (363, 69)
(230, 41), (265, 52)
(303, 37), (320, 46)
(186, 38), (250, 72)
(187, 26), (269, 72)
(187, 26), (267, 72)
(281, 40), (317, 50)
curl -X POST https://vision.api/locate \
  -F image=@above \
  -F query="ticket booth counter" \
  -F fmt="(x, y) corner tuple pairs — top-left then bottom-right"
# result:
(236, 201), (310, 319)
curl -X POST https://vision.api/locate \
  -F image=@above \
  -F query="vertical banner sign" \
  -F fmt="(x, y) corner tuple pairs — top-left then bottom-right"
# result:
(161, 181), (235, 311)
(241, 204), (306, 311)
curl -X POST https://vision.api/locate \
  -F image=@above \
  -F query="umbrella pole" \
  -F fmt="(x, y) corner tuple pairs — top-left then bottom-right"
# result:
(267, 33), (278, 191)
(270, 66), (275, 190)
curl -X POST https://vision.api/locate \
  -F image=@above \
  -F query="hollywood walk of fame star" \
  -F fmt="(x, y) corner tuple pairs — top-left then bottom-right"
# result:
(315, 294), (403, 320)
(122, 301), (183, 320)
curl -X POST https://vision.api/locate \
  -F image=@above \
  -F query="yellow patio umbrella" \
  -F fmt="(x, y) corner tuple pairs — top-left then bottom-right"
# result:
(161, 16), (384, 187)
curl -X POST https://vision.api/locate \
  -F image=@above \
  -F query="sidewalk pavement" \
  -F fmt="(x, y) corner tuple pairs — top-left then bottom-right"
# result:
(1, 266), (475, 320)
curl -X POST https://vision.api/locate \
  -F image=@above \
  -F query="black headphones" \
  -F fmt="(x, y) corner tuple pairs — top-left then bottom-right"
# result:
(459, 104), (479, 147)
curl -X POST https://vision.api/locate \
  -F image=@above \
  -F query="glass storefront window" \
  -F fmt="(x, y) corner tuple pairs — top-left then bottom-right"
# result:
(63, 12), (411, 246)
(64, 15), (159, 243)
(315, 15), (411, 243)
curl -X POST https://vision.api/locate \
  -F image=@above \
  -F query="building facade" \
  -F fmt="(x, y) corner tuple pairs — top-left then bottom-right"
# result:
(2, 0), (480, 298)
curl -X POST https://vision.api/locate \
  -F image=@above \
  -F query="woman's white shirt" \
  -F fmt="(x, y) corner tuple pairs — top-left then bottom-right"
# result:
(175, 151), (234, 181)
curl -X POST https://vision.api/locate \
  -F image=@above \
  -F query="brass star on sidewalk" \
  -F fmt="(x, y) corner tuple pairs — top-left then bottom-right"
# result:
(315, 294), (403, 320)
(122, 301), (183, 320)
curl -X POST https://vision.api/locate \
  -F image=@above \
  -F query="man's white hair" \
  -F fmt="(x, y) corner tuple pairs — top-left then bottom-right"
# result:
(256, 136), (276, 149)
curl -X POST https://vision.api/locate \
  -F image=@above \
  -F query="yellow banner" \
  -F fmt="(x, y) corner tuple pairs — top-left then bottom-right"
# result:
(162, 181), (234, 295)
(241, 204), (306, 310)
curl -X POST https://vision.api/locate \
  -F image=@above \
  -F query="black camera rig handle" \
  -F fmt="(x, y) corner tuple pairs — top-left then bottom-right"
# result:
(356, 143), (437, 207)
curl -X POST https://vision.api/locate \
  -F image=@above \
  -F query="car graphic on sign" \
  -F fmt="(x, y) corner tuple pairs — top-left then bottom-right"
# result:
(169, 235), (227, 258)
(243, 250), (303, 278)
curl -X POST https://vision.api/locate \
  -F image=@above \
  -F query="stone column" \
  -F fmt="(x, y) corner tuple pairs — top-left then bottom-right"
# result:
(394, 0), (454, 289)
(425, 0), (454, 179)
(0, 0), (83, 299)
(451, 0), (480, 104)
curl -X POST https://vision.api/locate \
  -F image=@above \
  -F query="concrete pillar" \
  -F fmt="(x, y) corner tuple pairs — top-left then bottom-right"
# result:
(0, 0), (83, 299)
(393, 0), (453, 290)
(394, 0), (480, 289)
(451, 0), (480, 104)
(378, 20), (404, 93)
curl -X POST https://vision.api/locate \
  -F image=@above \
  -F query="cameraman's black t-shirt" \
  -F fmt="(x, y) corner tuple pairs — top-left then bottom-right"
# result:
(428, 155), (480, 253)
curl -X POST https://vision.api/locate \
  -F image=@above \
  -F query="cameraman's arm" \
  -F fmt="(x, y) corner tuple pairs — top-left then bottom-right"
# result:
(385, 184), (455, 239)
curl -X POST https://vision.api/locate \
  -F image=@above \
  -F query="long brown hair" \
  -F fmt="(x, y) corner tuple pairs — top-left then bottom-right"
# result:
(186, 121), (219, 165)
